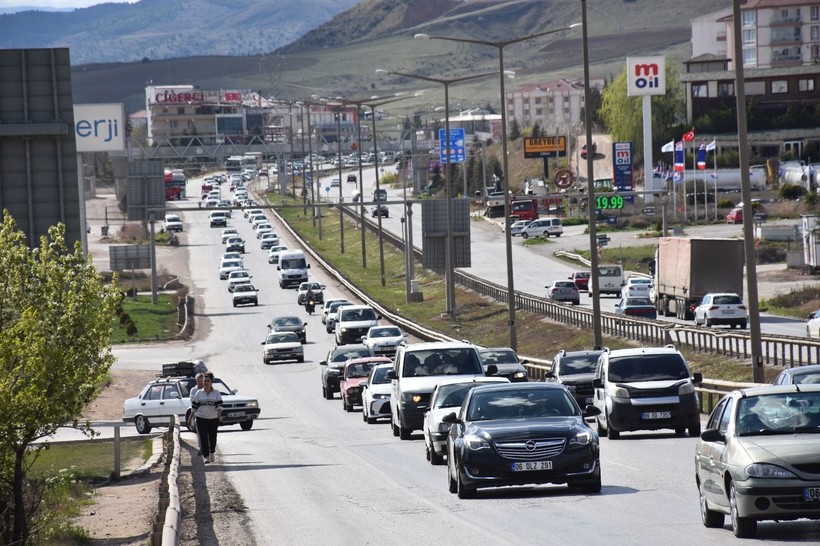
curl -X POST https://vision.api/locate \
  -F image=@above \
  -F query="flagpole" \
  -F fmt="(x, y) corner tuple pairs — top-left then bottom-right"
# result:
(691, 140), (697, 222)
(713, 143), (718, 221)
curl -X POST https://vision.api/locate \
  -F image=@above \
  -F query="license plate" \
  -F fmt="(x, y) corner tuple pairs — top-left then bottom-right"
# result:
(584, 397), (593, 405)
(512, 461), (553, 472)
(225, 412), (244, 418)
(804, 487), (820, 501)
(721, 310), (735, 315)
(641, 411), (671, 420)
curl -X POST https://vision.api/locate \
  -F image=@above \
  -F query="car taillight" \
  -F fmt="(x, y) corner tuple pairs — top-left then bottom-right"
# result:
(551, 288), (558, 293)
(739, 305), (747, 310)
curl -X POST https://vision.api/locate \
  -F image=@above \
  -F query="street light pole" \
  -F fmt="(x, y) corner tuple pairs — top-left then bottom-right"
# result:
(335, 107), (345, 253)
(415, 22), (581, 350)
(376, 69), (497, 318)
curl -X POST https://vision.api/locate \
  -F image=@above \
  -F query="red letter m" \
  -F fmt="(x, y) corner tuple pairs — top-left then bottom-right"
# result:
(634, 63), (659, 77)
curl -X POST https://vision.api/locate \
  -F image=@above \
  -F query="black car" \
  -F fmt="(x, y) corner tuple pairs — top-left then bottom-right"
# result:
(478, 347), (529, 382)
(544, 349), (604, 411)
(444, 382), (601, 499)
(269, 315), (307, 344)
(319, 344), (374, 400)
(371, 205), (389, 218)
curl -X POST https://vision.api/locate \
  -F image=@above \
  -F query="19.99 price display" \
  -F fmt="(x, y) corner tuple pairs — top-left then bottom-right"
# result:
(596, 195), (624, 209)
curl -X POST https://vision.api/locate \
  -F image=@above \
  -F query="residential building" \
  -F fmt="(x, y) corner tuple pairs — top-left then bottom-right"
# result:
(505, 79), (587, 135)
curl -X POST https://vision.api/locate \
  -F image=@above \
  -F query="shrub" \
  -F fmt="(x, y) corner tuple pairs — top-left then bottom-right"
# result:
(124, 319), (138, 336)
(717, 199), (736, 208)
(780, 184), (806, 200)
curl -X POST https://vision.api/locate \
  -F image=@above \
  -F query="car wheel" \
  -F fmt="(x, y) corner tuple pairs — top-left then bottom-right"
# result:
(240, 420), (253, 431)
(366, 415), (376, 425)
(606, 413), (620, 440)
(543, 231), (549, 238)
(399, 425), (412, 440)
(675, 426), (687, 436)
(456, 467), (475, 499)
(232, 302), (237, 307)
(699, 480), (725, 528)
(521, 232), (529, 239)
(705, 317), (712, 327)
(448, 458), (458, 494)
(596, 415), (606, 436)
(297, 357), (304, 363)
(344, 398), (353, 412)
(325, 388), (334, 400)
(135, 415), (152, 434)
(730, 481), (757, 538)
(429, 446), (444, 466)
(739, 321), (747, 329)
(263, 358), (269, 365)
(391, 418), (400, 437)
(574, 466), (602, 493)
(689, 421), (702, 437)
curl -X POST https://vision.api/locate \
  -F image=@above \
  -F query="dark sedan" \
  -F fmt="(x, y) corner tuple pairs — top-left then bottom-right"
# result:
(269, 315), (307, 344)
(478, 347), (529, 382)
(444, 382), (601, 499)
(615, 297), (657, 319)
(772, 363), (820, 385)
(319, 344), (374, 400)
(545, 349), (604, 410)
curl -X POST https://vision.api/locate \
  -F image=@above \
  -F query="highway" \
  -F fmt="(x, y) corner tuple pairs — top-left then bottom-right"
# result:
(110, 173), (819, 544)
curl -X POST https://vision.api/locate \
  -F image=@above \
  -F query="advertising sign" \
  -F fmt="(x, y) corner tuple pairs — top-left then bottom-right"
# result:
(74, 103), (125, 152)
(523, 136), (566, 158)
(612, 141), (634, 203)
(626, 56), (666, 96)
(439, 128), (465, 164)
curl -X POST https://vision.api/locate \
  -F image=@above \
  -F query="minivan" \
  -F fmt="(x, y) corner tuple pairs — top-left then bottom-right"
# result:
(334, 305), (380, 345)
(592, 346), (702, 439)
(589, 264), (624, 297)
(277, 250), (309, 288)
(520, 217), (563, 238)
(372, 189), (387, 202)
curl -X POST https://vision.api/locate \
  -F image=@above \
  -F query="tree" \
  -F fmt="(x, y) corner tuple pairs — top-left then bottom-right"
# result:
(0, 211), (121, 544)
(531, 121), (543, 139)
(509, 118), (521, 141)
(599, 64), (685, 160)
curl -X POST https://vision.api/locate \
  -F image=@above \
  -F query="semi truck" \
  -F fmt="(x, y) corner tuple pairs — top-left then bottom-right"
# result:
(651, 237), (745, 320)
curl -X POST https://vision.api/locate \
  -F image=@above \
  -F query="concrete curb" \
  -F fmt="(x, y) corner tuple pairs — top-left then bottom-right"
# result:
(127, 434), (165, 477)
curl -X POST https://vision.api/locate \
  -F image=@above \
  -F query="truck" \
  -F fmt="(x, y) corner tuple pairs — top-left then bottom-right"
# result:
(170, 169), (187, 198)
(651, 237), (745, 320)
(164, 169), (182, 201)
(510, 198), (538, 222)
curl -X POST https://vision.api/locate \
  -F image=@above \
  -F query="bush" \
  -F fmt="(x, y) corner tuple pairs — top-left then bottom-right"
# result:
(780, 184), (806, 200)
(124, 319), (138, 336)
(756, 243), (786, 264)
(717, 199), (736, 209)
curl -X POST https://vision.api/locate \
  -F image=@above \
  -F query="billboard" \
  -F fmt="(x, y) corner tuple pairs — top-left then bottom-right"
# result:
(626, 56), (666, 96)
(74, 103), (125, 152)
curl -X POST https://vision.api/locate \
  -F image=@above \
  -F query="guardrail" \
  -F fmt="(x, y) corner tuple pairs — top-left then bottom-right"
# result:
(152, 416), (181, 546)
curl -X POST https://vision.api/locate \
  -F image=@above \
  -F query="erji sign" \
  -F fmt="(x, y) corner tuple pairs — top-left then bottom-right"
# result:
(74, 103), (125, 152)
(626, 56), (666, 96)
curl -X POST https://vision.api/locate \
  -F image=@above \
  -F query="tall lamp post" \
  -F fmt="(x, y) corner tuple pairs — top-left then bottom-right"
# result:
(376, 68), (497, 317)
(415, 22), (581, 349)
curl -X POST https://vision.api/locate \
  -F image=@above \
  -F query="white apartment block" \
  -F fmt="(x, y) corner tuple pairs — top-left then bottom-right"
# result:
(504, 79), (603, 134)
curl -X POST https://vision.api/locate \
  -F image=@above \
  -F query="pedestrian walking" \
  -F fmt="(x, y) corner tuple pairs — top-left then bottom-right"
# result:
(191, 372), (223, 463)
(188, 372), (205, 429)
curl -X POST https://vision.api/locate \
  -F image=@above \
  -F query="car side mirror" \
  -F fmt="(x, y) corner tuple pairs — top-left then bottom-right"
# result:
(592, 377), (603, 388)
(520, 359), (529, 365)
(584, 405), (601, 418)
(700, 429), (724, 443)
(544, 371), (555, 379)
(277, 266), (281, 271)
(307, 264), (311, 268)
(692, 372), (703, 384)
(485, 364), (498, 376)
(441, 412), (459, 424)
(303, 322), (308, 327)
(319, 360), (327, 366)
(386, 370), (397, 380)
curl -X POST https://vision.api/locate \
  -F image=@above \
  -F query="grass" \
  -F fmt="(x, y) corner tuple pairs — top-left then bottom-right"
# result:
(269, 192), (764, 382)
(111, 294), (179, 344)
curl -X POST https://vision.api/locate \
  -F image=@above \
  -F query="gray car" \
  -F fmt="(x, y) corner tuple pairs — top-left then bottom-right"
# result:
(269, 315), (307, 344)
(546, 280), (580, 305)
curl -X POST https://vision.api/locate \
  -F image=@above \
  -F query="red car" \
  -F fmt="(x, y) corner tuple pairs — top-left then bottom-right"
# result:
(726, 207), (742, 224)
(340, 356), (392, 412)
(581, 142), (597, 159)
(569, 271), (591, 291)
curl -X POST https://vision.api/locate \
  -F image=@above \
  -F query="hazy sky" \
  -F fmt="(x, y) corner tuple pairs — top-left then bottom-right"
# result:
(4, 0), (135, 10)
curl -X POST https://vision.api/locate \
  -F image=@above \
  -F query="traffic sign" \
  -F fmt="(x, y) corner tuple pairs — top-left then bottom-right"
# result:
(553, 168), (575, 189)
(643, 206), (656, 215)
(438, 128), (465, 164)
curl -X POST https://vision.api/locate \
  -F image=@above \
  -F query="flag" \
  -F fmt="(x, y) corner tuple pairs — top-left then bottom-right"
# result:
(682, 128), (695, 142)
(673, 171), (683, 183)
(674, 141), (684, 171)
(705, 139), (716, 152)
(697, 142), (706, 170)
(661, 139), (674, 153)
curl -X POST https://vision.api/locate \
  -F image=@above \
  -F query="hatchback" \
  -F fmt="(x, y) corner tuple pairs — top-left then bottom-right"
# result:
(568, 271), (590, 291)
(546, 280), (580, 305)
(693, 292), (748, 328)
(503, 219), (530, 236)
(620, 277), (653, 299)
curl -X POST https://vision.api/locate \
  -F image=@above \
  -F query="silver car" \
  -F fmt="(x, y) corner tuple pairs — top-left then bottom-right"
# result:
(546, 280), (580, 305)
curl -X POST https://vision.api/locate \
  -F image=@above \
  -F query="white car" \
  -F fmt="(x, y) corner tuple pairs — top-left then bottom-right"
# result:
(221, 252), (243, 264)
(322, 298), (349, 324)
(620, 277), (653, 299)
(361, 363), (393, 424)
(261, 331), (304, 364)
(360, 325), (407, 357)
(163, 214), (183, 232)
(807, 310), (820, 338)
(501, 219), (530, 237)
(254, 222), (273, 237)
(232, 283), (258, 307)
(219, 259), (244, 280)
(260, 232), (280, 249)
(422, 377), (510, 464)
(693, 292), (748, 329)
(227, 270), (253, 292)
(267, 245), (289, 264)
(221, 228), (239, 243)
(244, 208), (263, 218)
(248, 212), (265, 225)
(325, 301), (354, 333)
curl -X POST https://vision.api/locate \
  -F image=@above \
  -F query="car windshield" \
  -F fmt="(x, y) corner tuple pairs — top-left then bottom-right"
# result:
(435, 383), (479, 409)
(480, 350), (518, 365)
(234, 285), (254, 292)
(331, 347), (372, 363)
(273, 317), (301, 327)
(223, 261), (241, 268)
(713, 295), (742, 305)
(736, 392), (820, 436)
(628, 279), (652, 285)
(792, 371), (820, 385)
(281, 258), (306, 269)
(467, 388), (577, 420)
(346, 362), (375, 379)
(607, 354), (690, 382)
(267, 332), (298, 344)
(557, 353), (600, 375)
(341, 308), (377, 321)
(371, 327), (400, 338)
(402, 348), (482, 377)
(554, 282), (576, 289)
(330, 302), (351, 312)
(182, 378), (232, 398)
(370, 366), (391, 384)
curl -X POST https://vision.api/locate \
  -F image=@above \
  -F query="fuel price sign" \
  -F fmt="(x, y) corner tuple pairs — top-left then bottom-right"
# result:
(596, 195), (624, 209)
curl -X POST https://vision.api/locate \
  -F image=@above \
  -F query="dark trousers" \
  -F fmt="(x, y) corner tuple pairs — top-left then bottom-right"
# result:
(196, 416), (219, 457)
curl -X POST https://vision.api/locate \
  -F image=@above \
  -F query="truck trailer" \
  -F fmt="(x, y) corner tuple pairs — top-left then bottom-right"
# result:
(651, 237), (745, 320)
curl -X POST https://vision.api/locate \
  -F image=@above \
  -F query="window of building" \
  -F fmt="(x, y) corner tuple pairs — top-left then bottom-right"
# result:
(812, 6), (819, 21)
(177, 107), (185, 115)
(170, 121), (178, 129)
(742, 29), (756, 46)
(717, 82), (734, 96)
(535, 108), (543, 116)
(812, 25), (819, 41)
(771, 80), (788, 94)
(743, 47), (757, 67)
(692, 84), (708, 97)
(742, 10), (755, 27)
(534, 97), (542, 105)
(799, 78), (815, 92)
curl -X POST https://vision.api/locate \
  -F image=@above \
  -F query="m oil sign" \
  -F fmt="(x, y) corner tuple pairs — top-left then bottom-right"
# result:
(626, 56), (666, 96)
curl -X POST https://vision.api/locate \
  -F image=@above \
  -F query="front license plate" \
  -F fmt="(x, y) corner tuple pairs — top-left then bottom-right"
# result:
(641, 411), (671, 420)
(512, 461), (553, 472)
(804, 487), (820, 501)
(225, 412), (244, 419)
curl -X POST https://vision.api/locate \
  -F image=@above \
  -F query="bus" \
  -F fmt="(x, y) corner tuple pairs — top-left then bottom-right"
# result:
(243, 152), (263, 170)
(226, 155), (244, 172)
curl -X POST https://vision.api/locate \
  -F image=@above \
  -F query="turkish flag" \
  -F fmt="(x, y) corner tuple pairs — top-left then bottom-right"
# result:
(682, 128), (695, 142)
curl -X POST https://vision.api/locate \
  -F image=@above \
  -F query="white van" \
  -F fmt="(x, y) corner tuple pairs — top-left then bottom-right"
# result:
(520, 217), (563, 238)
(277, 250), (309, 288)
(589, 263), (624, 297)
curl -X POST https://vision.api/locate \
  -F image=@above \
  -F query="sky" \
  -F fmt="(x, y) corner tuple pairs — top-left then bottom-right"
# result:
(3, 0), (134, 10)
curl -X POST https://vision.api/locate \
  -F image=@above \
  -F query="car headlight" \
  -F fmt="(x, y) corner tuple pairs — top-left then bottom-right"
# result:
(678, 382), (695, 395)
(463, 433), (490, 451)
(373, 393), (390, 400)
(513, 371), (527, 380)
(611, 386), (630, 398)
(745, 463), (797, 479)
(401, 392), (423, 404)
(568, 430), (594, 447)
(348, 387), (361, 395)
(246, 401), (259, 409)
(341, 327), (348, 333)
